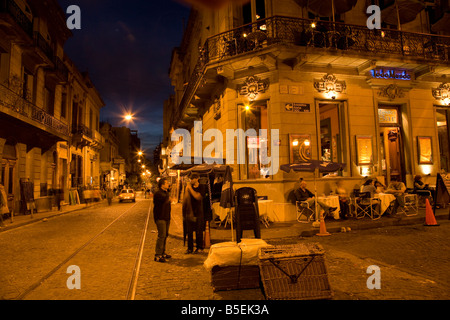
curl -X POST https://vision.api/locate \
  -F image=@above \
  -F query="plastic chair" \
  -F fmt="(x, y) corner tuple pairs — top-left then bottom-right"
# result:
(296, 201), (314, 223)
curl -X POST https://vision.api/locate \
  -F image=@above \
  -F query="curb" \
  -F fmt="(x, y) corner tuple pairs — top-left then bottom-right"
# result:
(299, 213), (450, 237)
(0, 202), (105, 233)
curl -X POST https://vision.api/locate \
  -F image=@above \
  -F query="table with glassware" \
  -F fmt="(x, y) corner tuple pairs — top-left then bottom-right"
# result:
(317, 195), (340, 219)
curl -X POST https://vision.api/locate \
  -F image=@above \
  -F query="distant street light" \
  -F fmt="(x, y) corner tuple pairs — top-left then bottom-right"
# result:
(124, 114), (133, 121)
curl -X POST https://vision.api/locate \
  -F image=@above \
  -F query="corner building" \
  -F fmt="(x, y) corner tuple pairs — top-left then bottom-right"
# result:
(164, 0), (450, 220)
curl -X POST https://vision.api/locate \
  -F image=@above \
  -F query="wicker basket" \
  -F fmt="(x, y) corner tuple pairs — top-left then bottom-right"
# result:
(258, 243), (333, 300)
(211, 265), (261, 292)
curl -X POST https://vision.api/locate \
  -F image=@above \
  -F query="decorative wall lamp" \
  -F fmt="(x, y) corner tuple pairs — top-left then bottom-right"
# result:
(432, 82), (450, 106)
(314, 74), (346, 100)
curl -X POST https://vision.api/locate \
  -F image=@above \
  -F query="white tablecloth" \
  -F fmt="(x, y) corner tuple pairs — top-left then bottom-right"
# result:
(212, 200), (276, 223)
(317, 196), (340, 219)
(374, 193), (396, 214)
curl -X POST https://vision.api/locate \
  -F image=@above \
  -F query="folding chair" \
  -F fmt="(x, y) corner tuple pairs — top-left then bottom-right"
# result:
(415, 190), (434, 208)
(296, 201), (314, 223)
(353, 191), (381, 220)
(399, 192), (419, 216)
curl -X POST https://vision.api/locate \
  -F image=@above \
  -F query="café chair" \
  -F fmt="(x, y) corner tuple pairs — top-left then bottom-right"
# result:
(352, 190), (381, 220)
(398, 190), (419, 216)
(296, 201), (314, 223)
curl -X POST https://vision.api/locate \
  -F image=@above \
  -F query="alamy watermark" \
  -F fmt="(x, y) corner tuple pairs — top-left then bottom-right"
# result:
(171, 121), (280, 175)
(66, 5), (81, 30)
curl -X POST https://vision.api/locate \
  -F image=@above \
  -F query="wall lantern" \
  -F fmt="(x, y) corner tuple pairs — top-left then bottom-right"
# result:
(314, 74), (346, 99)
(432, 82), (450, 106)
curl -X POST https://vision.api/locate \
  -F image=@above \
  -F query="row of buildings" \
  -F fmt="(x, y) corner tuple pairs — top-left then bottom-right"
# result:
(161, 0), (450, 220)
(0, 0), (142, 213)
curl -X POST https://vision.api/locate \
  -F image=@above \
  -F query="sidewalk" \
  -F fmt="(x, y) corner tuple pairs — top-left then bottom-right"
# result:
(168, 202), (450, 243)
(0, 201), (106, 233)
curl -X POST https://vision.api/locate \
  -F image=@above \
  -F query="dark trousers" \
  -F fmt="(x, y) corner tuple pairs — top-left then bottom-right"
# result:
(155, 219), (170, 256)
(186, 220), (203, 251)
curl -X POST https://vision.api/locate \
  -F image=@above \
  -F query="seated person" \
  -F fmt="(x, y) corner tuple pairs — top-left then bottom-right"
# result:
(413, 175), (434, 201)
(335, 180), (349, 219)
(360, 179), (380, 212)
(374, 180), (386, 193)
(386, 176), (406, 215)
(294, 180), (337, 219)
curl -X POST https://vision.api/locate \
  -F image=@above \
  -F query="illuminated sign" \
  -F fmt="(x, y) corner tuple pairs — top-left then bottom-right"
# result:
(371, 68), (412, 80)
(378, 108), (398, 124)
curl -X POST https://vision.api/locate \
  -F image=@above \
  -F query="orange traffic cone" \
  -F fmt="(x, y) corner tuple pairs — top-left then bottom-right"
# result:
(424, 199), (439, 226)
(204, 221), (211, 248)
(316, 211), (331, 236)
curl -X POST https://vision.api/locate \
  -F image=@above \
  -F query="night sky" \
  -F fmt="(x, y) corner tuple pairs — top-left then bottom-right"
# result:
(57, 0), (191, 155)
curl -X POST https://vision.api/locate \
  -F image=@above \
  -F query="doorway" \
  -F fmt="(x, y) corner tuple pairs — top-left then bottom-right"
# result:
(378, 106), (405, 183)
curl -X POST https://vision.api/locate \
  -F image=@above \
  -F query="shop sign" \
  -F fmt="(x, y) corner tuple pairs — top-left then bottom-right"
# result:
(378, 108), (398, 124)
(371, 68), (412, 80)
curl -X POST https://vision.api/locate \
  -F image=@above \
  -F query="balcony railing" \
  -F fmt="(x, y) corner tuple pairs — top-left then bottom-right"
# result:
(175, 16), (450, 125)
(0, 0), (33, 38)
(72, 124), (93, 139)
(0, 83), (70, 137)
(205, 16), (450, 64)
(34, 32), (54, 62)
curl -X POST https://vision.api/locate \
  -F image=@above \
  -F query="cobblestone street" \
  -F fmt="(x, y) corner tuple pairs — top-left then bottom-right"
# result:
(1, 197), (449, 304)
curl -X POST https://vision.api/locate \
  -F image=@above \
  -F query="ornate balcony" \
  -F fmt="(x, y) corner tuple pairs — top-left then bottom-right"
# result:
(174, 16), (450, 128)
(0, 82), (70, 139)
(205, 16), (450, 64)
(0, 0), (33, 38)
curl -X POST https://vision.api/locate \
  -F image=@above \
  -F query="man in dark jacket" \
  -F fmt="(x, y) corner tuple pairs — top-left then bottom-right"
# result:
(184, 173), (205, 254)
(153, 178), (172, 262)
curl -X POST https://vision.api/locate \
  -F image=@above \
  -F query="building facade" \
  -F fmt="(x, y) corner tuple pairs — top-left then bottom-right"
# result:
(164, 0), (450, 220)
(0, 0), (104, 213)
(99, 122), (125, 190)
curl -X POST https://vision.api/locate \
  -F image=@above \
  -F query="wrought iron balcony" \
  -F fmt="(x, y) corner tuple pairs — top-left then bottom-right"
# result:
(34, 32), (54, 62)
(175, 15), (450, 126)
(72, 124), (93, 139)
(0, 0), (33, 38)
(204, 16), (450, 64)
(0, 82), (70, 137)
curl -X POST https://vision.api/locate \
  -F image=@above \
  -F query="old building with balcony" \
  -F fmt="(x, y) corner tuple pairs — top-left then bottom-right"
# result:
(99, 122), (125, 190)
(164, 0), (450, 220)
(0, 0), (105, 213)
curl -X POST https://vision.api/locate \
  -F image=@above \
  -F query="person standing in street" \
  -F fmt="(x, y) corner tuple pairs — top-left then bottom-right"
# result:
(184, 173), (205, 254)
(106, 187), (114, 206)
(153, 178), (172, 262)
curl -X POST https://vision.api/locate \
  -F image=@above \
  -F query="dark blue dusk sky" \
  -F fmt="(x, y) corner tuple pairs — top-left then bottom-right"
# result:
(57, 0), (191, 155)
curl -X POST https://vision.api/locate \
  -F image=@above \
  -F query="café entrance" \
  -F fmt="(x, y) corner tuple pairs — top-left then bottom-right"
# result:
(378, 106), (406, 184)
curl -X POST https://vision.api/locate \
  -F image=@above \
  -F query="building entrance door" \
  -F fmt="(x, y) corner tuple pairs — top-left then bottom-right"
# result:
(378, 107), (405, 184)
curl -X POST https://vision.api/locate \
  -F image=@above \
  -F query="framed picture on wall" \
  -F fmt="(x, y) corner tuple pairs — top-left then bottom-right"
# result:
(289, 134), (312, 163)
(417, 136), (433, 164)
(356, 135), (373, 165)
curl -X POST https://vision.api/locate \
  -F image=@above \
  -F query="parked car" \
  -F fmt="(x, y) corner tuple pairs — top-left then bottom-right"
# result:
(118, 189), (136, 202)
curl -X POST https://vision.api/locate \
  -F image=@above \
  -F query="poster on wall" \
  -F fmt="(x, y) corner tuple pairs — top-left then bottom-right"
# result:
(356, 135), (373, 165)
(417, 136), (433, 164)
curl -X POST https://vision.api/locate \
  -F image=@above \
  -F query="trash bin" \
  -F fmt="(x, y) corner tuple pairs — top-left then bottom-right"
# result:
(234, 187), (261, 243)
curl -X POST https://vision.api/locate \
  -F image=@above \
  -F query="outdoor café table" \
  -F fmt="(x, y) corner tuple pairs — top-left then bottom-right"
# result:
(212, 200), (276, 227)
(317, 195), (340, 219)
(374, 193), (396, 215)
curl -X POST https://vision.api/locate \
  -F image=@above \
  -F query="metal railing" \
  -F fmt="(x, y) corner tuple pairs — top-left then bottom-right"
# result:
(175, 16), (450, 124)
(205, 16), (450, 63)
(0, 82), (70, 136)
(0, 0), (33, 38)
(72, 124), (93, 139)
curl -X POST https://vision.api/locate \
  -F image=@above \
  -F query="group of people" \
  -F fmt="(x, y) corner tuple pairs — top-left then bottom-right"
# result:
(152, 174), (206, 263)
(294, 175), (434, 220)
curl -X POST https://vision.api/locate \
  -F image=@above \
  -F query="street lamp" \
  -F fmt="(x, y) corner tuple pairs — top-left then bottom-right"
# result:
(124, 114), (133, 121)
